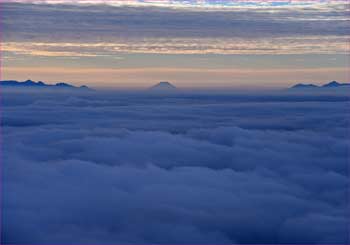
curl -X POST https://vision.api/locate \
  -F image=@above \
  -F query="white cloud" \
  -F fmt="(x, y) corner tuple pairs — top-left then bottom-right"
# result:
(2, 90), (350, 244)
(2, 2), (349, 56)
(3, 36), (349, 56)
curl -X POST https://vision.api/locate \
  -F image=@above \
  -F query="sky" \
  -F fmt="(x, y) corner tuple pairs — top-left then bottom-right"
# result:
(1, 0), (349, 88)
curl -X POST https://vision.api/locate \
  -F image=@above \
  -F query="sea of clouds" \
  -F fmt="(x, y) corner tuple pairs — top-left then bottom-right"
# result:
(1, 90), (349, 244)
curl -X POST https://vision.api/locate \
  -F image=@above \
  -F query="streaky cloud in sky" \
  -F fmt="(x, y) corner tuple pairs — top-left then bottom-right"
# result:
(3, 36), (349, 56)
(2, 0), (349, 87)
(2, 1), (349, 56)
(6, 0), (350, 8)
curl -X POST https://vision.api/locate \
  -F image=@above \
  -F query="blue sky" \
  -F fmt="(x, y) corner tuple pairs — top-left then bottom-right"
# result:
(2, 0), (349, 88)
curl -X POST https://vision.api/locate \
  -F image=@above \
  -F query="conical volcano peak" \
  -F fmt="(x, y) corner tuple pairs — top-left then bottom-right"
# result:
(149, 81), (177, 91)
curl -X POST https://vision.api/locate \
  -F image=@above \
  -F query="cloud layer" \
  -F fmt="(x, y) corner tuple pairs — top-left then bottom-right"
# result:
(2, 2), (349, 55)
(2, 90), (350, 244)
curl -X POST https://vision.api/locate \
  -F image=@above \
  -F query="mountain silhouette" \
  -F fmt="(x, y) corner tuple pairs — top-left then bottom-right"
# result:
(291, 83), (318, 89)
(0, 80), (91, 90)
(149, 81), (177, 91)
(290, 81), (350, 90)
(322, 81), (350, 88)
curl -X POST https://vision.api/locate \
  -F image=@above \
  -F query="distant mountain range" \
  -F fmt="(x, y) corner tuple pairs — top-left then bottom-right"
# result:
(2, 80), (348, 92)
(290, 81), (350, 90)
(0, 80), (91, 90)
(149, 81), (177, 91)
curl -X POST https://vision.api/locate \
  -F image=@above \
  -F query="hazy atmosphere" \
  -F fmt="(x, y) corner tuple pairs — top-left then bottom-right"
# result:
(1, 0), (349, 244)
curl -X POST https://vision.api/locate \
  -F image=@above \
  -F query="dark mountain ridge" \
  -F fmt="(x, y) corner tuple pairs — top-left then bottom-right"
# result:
(0, 80), (91, 90)
(149, 81), (177, 91)
(290, 81), (350, 89)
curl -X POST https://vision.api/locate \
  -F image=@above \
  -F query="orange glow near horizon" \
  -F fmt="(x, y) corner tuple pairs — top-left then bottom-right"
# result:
(3, 66), (349, 89)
